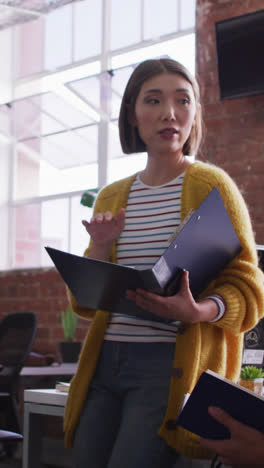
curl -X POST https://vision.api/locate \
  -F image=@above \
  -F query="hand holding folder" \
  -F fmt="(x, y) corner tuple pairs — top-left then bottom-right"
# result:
(45, 187), (241, 322)
(200, 405), (264, 467)
(175, 369), (264, 440)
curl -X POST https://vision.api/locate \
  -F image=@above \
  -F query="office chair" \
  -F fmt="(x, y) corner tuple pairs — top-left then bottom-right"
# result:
(0, 312), (37, 456)
(0, 430), (23, 441)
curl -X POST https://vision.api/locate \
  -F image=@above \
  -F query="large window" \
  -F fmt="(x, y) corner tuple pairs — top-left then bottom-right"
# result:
(0, 0), (196, 270)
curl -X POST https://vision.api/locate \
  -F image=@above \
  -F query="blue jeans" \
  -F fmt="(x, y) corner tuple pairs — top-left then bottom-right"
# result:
(72, 341), (179, 468)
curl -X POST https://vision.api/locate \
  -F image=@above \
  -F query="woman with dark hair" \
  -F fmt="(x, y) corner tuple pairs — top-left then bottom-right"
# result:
(64, 58), (264, 468)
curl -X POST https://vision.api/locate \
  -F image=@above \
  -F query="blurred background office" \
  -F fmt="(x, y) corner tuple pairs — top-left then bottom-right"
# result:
(0, 1), (263, 465)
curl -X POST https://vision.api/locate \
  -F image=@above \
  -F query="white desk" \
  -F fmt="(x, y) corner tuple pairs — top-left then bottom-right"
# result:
(20, 362), (78, 377)
(23, 389), (68, 468)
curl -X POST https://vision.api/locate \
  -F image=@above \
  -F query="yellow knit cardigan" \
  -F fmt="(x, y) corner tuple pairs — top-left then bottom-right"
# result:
(64, 161), (264, 459)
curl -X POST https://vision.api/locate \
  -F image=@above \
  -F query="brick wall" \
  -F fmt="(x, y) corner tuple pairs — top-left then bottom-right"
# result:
(0, 0), (263, 354)
(196, 0), (264, 242)
(0, 268), (88, 357)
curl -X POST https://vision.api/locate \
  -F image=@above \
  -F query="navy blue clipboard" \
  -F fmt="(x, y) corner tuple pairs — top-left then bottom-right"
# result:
(45, 187), (241, 321)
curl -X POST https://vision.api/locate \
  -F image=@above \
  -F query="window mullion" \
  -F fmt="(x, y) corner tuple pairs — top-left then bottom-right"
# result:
(98, 0), (111, 189)
(68, 195), (72, 252)
(8, 28), (16, 269)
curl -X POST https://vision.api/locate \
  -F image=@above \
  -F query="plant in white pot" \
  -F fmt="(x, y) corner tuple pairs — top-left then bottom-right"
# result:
(239, 365), (264, 395)
(60, 305), (81, 363)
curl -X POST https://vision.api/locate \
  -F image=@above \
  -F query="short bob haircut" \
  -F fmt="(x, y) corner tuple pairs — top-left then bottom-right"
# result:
(119, 58), (202, 156)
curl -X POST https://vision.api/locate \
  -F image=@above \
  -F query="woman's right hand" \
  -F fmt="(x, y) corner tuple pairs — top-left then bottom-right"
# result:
(82, 208), (125, 260)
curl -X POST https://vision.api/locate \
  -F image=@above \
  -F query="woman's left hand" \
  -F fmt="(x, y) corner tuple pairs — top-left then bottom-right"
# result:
(126, 270), (201, 323)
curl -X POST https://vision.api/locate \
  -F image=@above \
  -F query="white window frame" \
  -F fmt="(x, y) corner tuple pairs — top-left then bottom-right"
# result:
(1, 0), (195, 270)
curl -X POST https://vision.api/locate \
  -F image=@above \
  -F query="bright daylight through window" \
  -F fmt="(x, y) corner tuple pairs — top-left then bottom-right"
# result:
(0, 0), (196, 270)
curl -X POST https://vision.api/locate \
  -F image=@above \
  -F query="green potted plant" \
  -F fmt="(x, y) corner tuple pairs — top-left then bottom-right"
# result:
(60, 305), (81, 363)
(239, 365), (264, 395)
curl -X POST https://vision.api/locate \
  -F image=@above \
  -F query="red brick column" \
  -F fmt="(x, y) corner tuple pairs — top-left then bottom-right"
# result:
(196, 0), (264, 242)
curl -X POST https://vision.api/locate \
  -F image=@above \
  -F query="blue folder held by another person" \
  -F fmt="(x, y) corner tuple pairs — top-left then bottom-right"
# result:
(45, 187), (241, 322)
(175, 369), (264, 439)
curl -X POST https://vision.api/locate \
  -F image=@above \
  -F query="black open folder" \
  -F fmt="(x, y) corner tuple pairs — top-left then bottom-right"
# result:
(45, 187), (241, 322)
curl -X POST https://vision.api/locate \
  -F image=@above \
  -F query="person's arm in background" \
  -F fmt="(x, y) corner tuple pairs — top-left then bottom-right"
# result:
(200, 406), (264, 467)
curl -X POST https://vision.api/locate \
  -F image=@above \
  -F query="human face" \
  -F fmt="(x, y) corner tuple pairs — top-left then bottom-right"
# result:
(133, 72), (197, 158)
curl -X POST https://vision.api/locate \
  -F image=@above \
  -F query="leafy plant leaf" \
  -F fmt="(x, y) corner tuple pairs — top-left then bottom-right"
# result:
(61, 305), (78, 341)
(240, 365), (264, 380)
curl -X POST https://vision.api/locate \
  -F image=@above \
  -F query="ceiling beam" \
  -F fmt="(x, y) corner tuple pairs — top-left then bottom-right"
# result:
(0, 3), (45, 17)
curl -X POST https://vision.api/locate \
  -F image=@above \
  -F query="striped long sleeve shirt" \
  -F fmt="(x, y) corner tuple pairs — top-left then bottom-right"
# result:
(104, 173), (225, 342)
